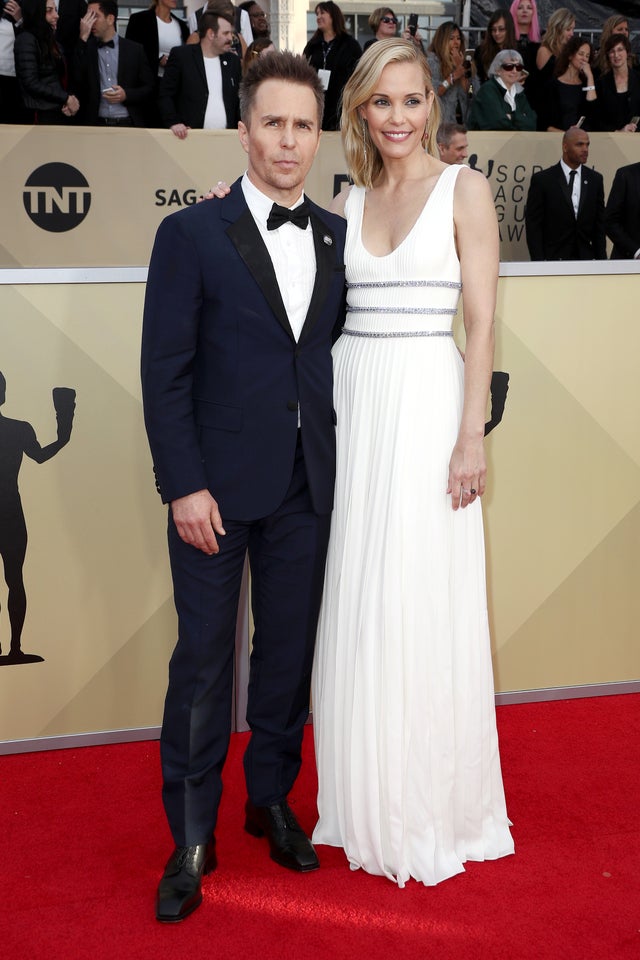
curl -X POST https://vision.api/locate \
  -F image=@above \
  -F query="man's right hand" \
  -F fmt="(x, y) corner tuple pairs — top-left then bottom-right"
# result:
(171, 489), (226, 555)
(171, 123), (190, 139)
(79, 9), (97, 42)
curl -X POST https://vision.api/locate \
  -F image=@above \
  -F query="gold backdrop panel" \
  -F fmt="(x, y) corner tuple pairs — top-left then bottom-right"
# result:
(0, 284), (175, 742)
(1, 127), (639, 266)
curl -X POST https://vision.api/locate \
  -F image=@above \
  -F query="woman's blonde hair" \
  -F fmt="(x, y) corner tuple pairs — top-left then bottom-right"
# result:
(341, 38), (440, 189)
(541, 8), (575, 56)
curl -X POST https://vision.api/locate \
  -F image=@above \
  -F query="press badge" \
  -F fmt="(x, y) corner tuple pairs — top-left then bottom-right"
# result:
(318, 69), (331, 91)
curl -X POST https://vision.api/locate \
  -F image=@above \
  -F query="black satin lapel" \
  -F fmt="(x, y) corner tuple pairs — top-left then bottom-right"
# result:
(298, 213), (337, 345)
(225, 209), (293, 339)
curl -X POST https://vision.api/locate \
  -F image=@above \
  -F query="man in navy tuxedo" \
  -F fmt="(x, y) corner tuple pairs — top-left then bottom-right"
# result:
(141, 51), (346, 923)
(525, 127), (606, 261)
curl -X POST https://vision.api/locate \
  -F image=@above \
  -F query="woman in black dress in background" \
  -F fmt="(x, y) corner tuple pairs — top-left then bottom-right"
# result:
(546, 36), (597, 131)
(596, 34), (640, 132)
(304, 1), (361, 130)
(14, 0), (79, 123)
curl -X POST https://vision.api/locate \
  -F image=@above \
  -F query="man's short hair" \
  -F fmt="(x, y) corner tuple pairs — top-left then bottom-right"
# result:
(199, 12), (226, 39)
(89, 0), (118, 20)
(436, 122), (467, 146)
(239, 50), (325, 128)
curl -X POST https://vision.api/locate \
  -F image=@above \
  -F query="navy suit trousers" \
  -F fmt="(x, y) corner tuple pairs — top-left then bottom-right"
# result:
(161, 435), (331, 846)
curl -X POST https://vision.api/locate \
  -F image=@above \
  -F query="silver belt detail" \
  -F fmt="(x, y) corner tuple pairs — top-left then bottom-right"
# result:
(341, 328), (454, 339)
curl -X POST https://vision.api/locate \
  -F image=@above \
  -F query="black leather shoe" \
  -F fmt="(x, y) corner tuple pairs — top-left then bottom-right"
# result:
(156, 839), (217, 922)
(244, 800), (319, 872)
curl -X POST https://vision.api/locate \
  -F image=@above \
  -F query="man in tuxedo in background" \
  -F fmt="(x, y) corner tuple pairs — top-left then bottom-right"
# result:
(75, 0), (154, 126)
(158, 10), (241, 138)
(525, 127), (606, 261)
(142, 51), (346, 923)
(605, 162), (640, 260)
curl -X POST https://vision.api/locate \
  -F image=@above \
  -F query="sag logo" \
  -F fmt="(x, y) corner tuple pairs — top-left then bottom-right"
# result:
(23, 163), (91, 232)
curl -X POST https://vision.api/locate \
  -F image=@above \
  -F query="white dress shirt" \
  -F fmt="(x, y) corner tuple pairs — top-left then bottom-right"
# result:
(241, 173), (316, 343)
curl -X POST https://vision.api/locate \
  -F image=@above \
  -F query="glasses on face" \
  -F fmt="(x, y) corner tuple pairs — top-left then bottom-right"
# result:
(250, 11), (266, 18)
(381, 17), (398, 24)
(501, 62), (524, 71)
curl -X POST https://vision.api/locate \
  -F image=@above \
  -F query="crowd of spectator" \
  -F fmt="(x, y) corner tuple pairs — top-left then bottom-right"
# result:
(2, 2), (638, 133)
(0, 1), (638, 259)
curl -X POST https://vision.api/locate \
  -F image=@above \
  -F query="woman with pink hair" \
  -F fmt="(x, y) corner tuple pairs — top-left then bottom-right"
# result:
(509, 0), (540, 43)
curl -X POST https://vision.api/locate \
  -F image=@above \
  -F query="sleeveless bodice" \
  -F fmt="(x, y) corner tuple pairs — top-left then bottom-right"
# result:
(343, 164), (463, 337)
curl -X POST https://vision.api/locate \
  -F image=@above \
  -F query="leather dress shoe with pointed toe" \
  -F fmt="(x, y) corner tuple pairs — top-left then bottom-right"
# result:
(244, 799), (319, 872)
(156, 838), (217, 922)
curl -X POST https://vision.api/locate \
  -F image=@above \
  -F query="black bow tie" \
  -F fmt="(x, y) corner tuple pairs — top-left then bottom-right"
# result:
(266, 200), (310, 231)
(98, 39), (115, 49)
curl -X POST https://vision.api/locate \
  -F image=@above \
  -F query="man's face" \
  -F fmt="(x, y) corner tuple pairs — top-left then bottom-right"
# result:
(563, 131), (590, 168)
(439, 132), (468, 164)
(249, 4), (269, 38)
(209, 18), (234, 56)
(88, 3), (115, 41)
(239, 79), (321, 204)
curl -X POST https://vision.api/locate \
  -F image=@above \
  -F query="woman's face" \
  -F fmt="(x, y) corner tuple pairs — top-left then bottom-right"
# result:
(491, 18), (507, 46)
(259, 42), (275, 57)
(45, 0), (58, 28)
(608, 42), (628, 70)
(498, 58), (524, 89)
(516, 1), (533, 28)
(570, 43), (591, 72)
(614, 21), (629, 38)
(449, 29), (462, 54)
(359, 61), (433, 162)
(377, 11), (398, 39)
(563, 21), (576, 44)
(315, 6), (333, 34)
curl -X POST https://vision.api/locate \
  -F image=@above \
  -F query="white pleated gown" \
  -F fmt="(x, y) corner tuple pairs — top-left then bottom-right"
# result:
(312, 165), (514, 887)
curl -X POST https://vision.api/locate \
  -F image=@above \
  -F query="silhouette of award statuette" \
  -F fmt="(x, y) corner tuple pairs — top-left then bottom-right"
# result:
(0, 373), (76, 665)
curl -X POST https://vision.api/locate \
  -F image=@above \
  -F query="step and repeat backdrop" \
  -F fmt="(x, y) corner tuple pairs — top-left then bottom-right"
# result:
(0, 128), (639, 750)
(2, 126), (640, 265)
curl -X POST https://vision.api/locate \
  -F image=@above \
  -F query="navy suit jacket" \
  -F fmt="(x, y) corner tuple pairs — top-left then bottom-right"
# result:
(158, 42), (241, 129)
(141, 181), (347, 520)
(74, 35), (155, 126)
(525, 162), (606, 261)
(605, 162), (640, 260)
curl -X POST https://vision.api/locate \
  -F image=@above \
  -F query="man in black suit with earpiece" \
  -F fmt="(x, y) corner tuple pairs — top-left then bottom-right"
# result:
(525, 127), (606, 261)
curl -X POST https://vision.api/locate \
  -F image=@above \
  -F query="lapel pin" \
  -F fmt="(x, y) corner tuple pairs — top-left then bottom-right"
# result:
(323, 235), (333, 246)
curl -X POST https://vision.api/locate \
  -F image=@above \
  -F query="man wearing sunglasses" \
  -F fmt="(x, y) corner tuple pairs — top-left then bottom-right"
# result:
(468, 48), (537, 130)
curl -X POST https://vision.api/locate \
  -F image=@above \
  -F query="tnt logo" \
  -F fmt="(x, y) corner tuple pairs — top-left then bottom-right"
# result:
(23, 163), (91, 232)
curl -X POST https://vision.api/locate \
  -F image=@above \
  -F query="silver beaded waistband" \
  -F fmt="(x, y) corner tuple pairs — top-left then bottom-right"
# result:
(341, 328), (453, 339)
(346, 305), (456, 315)
(347, 279), (462, 290)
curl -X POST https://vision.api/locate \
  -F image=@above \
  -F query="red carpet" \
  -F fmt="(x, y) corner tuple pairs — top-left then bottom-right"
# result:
(1, 695), (639, 959)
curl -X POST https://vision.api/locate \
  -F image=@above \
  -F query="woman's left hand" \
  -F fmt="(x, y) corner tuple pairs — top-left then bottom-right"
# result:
(198, 180), (231, 202)
(447, 436), (486, 510)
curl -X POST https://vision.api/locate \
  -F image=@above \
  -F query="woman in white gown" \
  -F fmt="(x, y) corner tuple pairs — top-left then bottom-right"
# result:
(311, 38), (514, 886)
